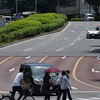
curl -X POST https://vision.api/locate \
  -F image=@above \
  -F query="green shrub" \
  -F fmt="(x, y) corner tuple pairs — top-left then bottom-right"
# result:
(26, 17), (51, 24)
(12, 26), (42, 39)
(28, 13), (55, 20)
(0, 13), (68, 44)
(70, 18), (83, 21)
(52, 18), (65, 27)
(59, 14), (68, 22)
(41, 23), (59, 32)
(94, 14), (100, 21)
(0, 20), (42, 35)
(45, 13), (59, 18)
(0, 33), (15, 42)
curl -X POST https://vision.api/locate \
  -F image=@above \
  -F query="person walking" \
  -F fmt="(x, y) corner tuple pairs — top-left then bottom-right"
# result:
(11, 67), (26, 100)
(66, 70), (72, 100)
(40, 72), (54, 100)
(57, 70), (72, 100)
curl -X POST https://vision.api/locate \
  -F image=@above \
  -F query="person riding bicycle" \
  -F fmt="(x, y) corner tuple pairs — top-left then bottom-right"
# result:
(11, 67), (26, 100)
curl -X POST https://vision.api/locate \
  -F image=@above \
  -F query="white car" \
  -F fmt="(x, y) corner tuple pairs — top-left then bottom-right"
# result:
(84, 13), (94, 21)
(86, 26), (100, 39)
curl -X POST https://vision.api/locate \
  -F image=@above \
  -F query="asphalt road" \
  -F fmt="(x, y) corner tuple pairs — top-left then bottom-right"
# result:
(0, 21), (100, 99)
(0, 91), (100, 100)
(0, 21), (100, 56)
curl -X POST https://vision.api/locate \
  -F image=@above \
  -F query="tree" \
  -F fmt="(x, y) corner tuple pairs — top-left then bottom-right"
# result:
(85, 0), (100, 15)
(37, 0), (70, 13)
(37, 0), (57, 12)
(0, 0), (34, 14)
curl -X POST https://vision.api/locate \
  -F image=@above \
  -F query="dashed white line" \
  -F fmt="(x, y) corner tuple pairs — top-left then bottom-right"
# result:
(61, 56), (66, 59)
(9, 68), (15, 72)
(71, 30), (75, 32)
(56, 31), (86, 51)
(64, 37), (67, 40)
(92, 68), (100, 73)
(71, 87), (78, 90)
(25, 55), (31, 59)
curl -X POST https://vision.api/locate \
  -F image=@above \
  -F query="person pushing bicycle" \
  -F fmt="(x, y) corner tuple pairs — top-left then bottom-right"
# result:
(11, 67), (26, 100)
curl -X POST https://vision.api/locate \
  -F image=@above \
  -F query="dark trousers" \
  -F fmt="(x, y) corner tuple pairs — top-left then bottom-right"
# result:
(44, 93), (50, 100)
(66, 88), (72, 100)
(57, 89), (66, 100)
(57, 88), (72, 100)
(44, 86), (50, 100)
(11, 86), (23, 100)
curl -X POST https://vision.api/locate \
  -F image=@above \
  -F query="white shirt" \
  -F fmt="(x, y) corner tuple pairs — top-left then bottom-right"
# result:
(59, 75), (71, 90)
(12, 72), (23, 86)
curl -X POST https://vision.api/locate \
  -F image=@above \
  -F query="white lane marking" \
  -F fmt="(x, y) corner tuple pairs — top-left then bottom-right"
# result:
(97, 56), (100, 60)
(64, 37), (67, 40)
(75, 26), (77, 28)
(61, 56), (66, 59)
(71, 30), (75, 33)
(89, 97), (99, 100)
(74, 97), (100, 100)
(74, 98), (90, 100)
(0, 36), (42, 50)
(9, 68), (15, 72)
(89, 44), (100, 52)
(92, 68), (100, 73)
(39, 36), (46, 39)
(56, 31), (86, 51)
(71, 87), (78, 90)
(24, 34), (60, 51)
(0, 22), (70, 51)
(25, 55), (31, 59)
(61, 22), (71, 32)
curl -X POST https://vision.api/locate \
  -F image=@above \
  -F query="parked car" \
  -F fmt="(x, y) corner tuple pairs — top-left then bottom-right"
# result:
(12, 13), (24, 20)
(83, 13), (94, 21)
(2, 16), (11, 24)
(20, 63), (59, 95)
(86, 26), (100, 39)
(11, 15), (18, 21)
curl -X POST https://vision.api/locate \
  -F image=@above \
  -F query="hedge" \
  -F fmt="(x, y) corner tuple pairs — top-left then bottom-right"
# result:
(27, 13), (58, 20)
(0, 20), (42, 35)
(0, 13), (68, 44)
(58, 14), (68, 22)
(51, 18), (65, 27)
(25, 17), (51, 24)
(70, 18), (83, 21)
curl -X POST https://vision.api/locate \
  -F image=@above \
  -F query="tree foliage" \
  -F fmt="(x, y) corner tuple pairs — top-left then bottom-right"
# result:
(85, 0), (100, 14)
(0, 0), (34, 14)
(37, 0), (70, 12)
(37, 0), (57, 12)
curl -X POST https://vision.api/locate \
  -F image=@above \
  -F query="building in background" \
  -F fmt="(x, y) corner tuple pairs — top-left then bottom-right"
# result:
(0, 0), (97, 20)
(58, 0), (95, 20)
(0, 0), (11, 15)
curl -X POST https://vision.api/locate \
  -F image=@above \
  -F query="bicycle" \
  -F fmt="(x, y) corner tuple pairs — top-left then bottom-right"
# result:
(0, 86), (35, 100)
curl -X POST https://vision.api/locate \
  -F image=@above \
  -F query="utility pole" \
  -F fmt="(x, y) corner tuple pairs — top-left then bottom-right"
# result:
(16, 0), (18, 17)
(35, 0), (37, 13)
(58, 0), (59, 14)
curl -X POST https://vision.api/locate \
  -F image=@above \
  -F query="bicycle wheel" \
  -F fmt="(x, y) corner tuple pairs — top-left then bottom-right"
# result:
(1, 96), (11, 100)
(22, 95), (35, 100)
